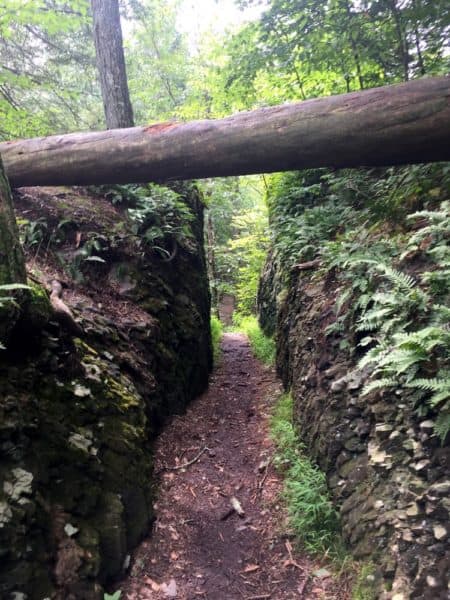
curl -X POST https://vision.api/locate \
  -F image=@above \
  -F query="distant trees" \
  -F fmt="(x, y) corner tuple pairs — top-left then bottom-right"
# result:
(125, 0), (189, 123)
(91, 0), (134, 128)
(225, 0), (450, 106)
(0, 0), (97, 140)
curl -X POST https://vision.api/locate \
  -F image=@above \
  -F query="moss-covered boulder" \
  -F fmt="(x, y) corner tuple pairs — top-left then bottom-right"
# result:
(0, 182), (211, 599)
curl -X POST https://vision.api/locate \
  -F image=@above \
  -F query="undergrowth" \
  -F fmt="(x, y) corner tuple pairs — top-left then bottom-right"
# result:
(270, 393), (343, 556)
(271, 393), (378, 597)
(267, 164), (450, 442)
(232, 313), (275, 365)
(351, 563), (377, 600)
(210, 314), (223, 364)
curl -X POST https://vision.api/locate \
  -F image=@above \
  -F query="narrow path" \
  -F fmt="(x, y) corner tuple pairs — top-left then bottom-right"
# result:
(118, 333), (346, 599)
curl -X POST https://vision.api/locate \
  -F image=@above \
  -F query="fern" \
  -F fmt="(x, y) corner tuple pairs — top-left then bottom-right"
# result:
(429, 390), (450, 408)
(361, 377), (399, 396)
(434, 412), (450, 442)
(376, 264), (417, 290)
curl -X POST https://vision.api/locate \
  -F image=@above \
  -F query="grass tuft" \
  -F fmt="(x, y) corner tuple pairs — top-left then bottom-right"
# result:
(232, 313), (275, 365)
(270, 393), (343, 556)
(210, 314), (223, 364)
(352, 563), (377, 600)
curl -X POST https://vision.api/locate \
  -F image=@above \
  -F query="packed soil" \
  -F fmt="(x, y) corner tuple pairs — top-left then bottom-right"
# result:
(116, 333), (350, 600)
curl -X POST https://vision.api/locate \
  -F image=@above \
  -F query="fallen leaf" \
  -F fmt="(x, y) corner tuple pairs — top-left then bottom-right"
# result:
(64, 523), (79, 537)
(161, 578), (177, 598)
(243, 564), (259, 573)
(144, 576), (160, 592)
(313, 567), (331, 579)
(230, 496), (245, 517)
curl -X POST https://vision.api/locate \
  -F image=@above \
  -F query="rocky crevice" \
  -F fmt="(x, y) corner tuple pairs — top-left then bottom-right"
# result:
(0, 184), (211, 600)
(259, 263), (449, 599)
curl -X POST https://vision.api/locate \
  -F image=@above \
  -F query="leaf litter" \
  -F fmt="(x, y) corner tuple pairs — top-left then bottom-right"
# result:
(114, 333), (350, 599)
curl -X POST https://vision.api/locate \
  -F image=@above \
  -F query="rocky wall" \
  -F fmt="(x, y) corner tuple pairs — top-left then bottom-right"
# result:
(0, 184), (212, 599)
(259, 263), (449, 599)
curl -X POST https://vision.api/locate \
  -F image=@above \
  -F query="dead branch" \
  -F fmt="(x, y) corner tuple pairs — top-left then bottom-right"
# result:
(156, 446), (209, 475)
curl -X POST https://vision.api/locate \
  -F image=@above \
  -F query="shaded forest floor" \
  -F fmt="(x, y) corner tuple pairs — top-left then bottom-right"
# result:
(116, 333), (350, 599)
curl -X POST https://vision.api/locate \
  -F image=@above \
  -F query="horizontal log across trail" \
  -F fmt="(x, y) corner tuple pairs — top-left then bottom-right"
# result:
(1, 76), (449, 187)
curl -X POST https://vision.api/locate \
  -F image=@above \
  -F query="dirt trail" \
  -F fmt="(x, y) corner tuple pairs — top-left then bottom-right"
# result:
(117, 333), (347, 600)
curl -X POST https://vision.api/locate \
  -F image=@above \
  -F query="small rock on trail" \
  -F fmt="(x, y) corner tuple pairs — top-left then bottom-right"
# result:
(116, 333), (348, 600)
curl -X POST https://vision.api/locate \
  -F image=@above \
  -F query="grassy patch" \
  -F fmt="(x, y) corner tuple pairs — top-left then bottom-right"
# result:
(232, 313), (275, 365)
(352, 563), (377, 600)
(270, 392), (343, 556)
(210, 314), (223, 364)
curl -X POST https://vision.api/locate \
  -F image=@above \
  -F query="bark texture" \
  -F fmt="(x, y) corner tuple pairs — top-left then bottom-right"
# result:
(91, 0), (134, 129)
(0, 156), (26, 343)
(1, 77), (449, 187)
(0, 157), (26, 285)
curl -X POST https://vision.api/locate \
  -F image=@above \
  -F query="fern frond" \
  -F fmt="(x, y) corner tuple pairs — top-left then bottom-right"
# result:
(380, 316), (405, 334)
(434, 411), (450, 443)
(355, 292), (372, 312)
(431, 305), (450, 328)
(376, 348), (424, 374)
(405, 378), (449, 392)
(335, 287), (352, 315)
(356, 307), (394, 331)
(429, 390), (450, 407)
(358, 344), (390, 369)
(361, 377), (398, 396)
(376, 265), (416, 290)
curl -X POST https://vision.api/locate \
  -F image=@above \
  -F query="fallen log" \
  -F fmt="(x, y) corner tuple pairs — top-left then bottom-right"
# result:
(1, 77), (449, 187)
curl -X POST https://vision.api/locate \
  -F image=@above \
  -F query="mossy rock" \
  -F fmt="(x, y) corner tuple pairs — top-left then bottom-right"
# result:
(21, 284), (53, 331)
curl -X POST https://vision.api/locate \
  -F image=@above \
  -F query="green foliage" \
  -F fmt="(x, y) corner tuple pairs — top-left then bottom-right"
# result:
(126, 0), (189, 121)
(0, 283), (31, 308)
(17, 217), (49, 250)
(104, 591), (121, 600)
(228, 206), (269, 314)
(352, 563), (377, 600)
(232, 314), (275, 365)
(204, 176), (269, 314)
(0, 0), (99, 139)
(210, 315), (223, 364)
(225, 0), (449, 111)
(128, 183), (195, 258)
(55, 232), (107, 283)
(267, 164), (449, 442)
(271, 393), (342, 555)
(324, 198), (450, 441)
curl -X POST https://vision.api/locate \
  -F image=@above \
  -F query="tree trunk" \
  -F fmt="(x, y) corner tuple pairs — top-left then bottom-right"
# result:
(1, 77), (449, 187)
(0, 158), (26, 285)
(0, 156), (27, 344)
(91, 0), (134, 129)
(388, 0), (410, 81)
(343, 0), (364, 90)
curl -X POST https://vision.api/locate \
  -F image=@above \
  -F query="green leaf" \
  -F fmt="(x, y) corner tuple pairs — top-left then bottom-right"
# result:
(0, 284), (30, 291)
(104, 591), (122, 600)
